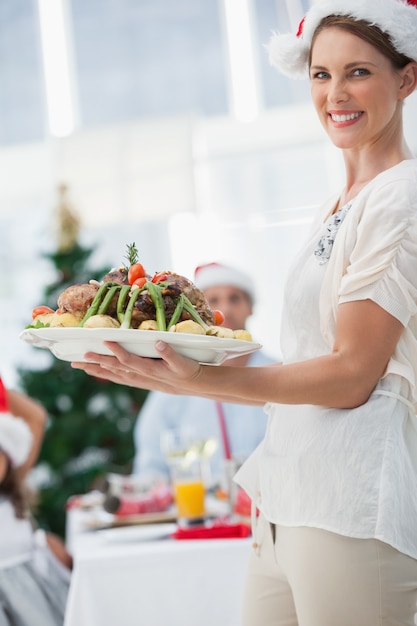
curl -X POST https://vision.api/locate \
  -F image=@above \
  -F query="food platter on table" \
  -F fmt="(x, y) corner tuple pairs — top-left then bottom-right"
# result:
(20, 327), (261, 365)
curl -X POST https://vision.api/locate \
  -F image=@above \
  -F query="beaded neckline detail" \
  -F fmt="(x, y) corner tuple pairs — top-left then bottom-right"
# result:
(314, 201), (352, 265)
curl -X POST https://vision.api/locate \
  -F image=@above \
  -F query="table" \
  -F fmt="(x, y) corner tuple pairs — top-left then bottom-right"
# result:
(64, 510), (252, 626)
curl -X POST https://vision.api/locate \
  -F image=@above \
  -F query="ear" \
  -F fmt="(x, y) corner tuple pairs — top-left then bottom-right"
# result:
(398, 62), (417, 99)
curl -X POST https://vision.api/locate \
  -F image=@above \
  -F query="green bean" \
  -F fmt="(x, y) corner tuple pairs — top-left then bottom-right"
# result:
(79, 282), (115, 326)
(181, 295), (209, 331)
(146, 282), (167, 331)
(167, 294), (185, 330)
(116, 285), (131, 323)
(98, 285), (121, 315)
(121, 287), (142, 329)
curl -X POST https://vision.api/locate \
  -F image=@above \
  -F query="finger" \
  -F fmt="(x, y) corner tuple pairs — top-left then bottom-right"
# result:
(75, 347), (152, 377)
(102, 342), (163, 370)
(104, 340), (201, 381)
(154, 341), (201, 379)
(71, 359), (182, 394)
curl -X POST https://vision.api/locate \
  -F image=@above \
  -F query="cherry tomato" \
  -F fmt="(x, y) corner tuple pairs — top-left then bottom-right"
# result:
(213, 309), (225, 325)
(32, 306), (55, 319)
(128, 263), (146, 285)
(132, 277), (147, 288)
(151, 272), (167, 283)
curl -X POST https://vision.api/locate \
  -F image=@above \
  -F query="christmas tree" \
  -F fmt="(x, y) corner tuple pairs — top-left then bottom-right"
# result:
(18, 185), (148, 538)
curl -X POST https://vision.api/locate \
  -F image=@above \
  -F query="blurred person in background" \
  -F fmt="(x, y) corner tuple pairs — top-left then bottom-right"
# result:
(0, 377), (71, 626)
(131, 262), (275, 487)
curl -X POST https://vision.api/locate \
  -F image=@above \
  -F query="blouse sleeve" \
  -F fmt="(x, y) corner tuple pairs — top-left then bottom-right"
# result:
(338, 176), (417, 326)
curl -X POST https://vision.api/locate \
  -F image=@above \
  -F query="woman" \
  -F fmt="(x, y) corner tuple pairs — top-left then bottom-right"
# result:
(73, 1), (417, 623)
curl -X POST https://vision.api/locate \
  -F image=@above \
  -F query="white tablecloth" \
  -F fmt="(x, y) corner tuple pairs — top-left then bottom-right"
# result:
(64, 511), (252, 626)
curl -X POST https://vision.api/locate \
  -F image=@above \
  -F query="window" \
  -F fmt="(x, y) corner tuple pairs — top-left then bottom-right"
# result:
(71, 0), (229, 126)
(0, 0), (45, 145)
(253, 0), (311, 109)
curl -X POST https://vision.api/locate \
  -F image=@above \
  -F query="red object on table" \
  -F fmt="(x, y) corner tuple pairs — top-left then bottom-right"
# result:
(172, 522), (251, 540)
(215, 401), (231, 460)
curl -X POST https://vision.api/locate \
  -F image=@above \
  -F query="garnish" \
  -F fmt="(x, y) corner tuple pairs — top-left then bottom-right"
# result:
(123, 242), (139, 270)
(26, 319), (51, 329)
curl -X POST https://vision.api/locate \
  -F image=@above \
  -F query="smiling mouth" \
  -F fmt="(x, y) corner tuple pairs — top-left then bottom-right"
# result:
(330, 111), (363, 122)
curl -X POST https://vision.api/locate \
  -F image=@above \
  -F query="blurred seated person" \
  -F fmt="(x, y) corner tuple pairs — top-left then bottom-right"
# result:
(132, 262), (275, 487)
(0, 377), (71, 626)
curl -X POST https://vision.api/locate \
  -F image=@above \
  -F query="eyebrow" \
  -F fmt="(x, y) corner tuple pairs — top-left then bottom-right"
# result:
(310, 61), (377, 72)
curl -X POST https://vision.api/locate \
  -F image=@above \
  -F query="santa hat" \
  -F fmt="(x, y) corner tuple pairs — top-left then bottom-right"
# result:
(0, 413), (33, 467)
(269, 0), (417, 79)
(194, 262), (255, 304)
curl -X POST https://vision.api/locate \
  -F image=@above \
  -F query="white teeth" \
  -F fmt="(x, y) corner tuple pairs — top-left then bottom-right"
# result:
(331, 112), (361, 122)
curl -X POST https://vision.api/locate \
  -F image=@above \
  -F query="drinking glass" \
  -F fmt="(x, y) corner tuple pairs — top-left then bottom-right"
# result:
(161, 429), (206, 525)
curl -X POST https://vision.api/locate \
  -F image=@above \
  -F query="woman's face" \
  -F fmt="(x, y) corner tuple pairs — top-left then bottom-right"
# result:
(309, 27), (406, 150)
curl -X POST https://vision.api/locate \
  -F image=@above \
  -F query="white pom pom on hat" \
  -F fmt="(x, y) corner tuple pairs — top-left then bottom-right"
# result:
(0, 413), (33, 467)
(268, 0), (417, 79)
(194, 262), (255, 304)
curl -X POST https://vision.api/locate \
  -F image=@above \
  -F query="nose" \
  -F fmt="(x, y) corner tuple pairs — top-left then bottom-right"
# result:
(328, 78), (349, 104)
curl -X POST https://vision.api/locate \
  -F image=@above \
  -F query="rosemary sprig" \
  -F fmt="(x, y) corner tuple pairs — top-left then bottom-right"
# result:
(123, 242), (139, 270)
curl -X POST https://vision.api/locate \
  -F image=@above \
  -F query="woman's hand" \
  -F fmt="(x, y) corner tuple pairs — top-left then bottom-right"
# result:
(71, 340), (203, 395)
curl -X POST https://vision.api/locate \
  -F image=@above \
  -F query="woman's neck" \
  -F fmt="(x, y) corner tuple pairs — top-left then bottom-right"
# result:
(339, 142), (413, 209)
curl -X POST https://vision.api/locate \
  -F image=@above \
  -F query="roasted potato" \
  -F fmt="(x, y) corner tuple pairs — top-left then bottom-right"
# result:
(233, 329), (252, 342)
(138, 320), (158, 331)
(33, 312), (57, 326)
(83, 314), (121, 329)
(49, 312), (81, 327)
(206, 325), (235, 339)
(170, 320), (206, 335)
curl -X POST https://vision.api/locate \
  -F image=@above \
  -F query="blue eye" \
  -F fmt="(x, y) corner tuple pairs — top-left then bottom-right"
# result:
(352, 68), (370, 76)
(312, 71), (330, 80)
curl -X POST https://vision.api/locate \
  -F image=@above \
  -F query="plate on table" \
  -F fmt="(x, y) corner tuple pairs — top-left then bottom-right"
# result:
(20, 327), (261, 365)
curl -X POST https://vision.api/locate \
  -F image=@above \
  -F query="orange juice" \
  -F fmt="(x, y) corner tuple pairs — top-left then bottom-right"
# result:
(174, 479), (205, 518)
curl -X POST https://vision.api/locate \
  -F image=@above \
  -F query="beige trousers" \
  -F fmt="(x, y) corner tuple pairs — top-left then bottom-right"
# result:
(242, 513), (417, 626)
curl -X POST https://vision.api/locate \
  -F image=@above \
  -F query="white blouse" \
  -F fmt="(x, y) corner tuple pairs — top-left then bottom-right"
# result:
(236, 159), (417, 559)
